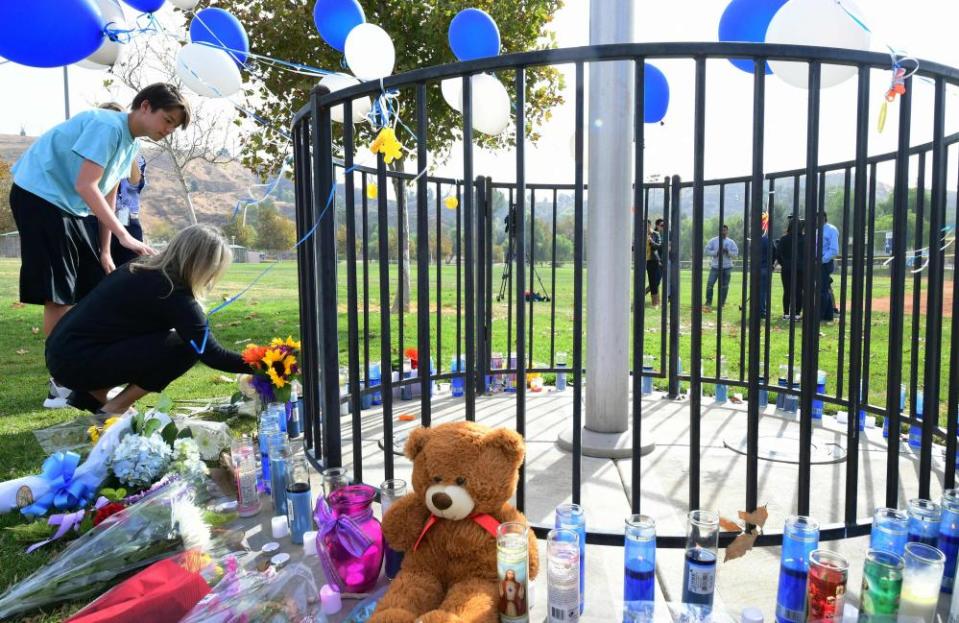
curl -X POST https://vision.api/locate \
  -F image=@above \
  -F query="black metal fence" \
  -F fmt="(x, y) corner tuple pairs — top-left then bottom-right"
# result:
(292, 42), (959, 546)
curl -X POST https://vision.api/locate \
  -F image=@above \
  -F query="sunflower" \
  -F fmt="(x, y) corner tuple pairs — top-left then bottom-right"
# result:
(283, 355), (297, 376)
(262, 348), (284, 367)
(267, 366), (287, 388)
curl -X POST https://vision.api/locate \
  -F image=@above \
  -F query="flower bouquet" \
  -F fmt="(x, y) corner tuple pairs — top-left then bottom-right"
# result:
(179, 561), (323, 623)
(0, 481), (212, 620)
(242, 336), (301, 403)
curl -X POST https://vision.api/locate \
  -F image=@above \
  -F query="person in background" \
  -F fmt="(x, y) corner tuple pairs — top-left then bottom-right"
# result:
(46, 225), (251, 419)
(110, 152), (147, 267)
(774, 217), (803, 320)
(758, 212), (771, 319)
(10, 84), (189, 408)
(818, 210), (840, 322)
(646, 218), (663, 308)
(703, 224), (738, 311)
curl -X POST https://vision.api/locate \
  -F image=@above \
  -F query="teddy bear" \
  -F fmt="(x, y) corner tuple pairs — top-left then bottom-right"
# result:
(369, 421), (539, 623)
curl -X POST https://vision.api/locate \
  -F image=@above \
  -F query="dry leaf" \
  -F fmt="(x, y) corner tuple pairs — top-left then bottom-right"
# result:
(724, 531), (758, 562)
(738, 505), (769, 529)
(31, 327), (39, 335)
(398, 413), (416, 422)
(730, 393), (744, 404)
(15, 348), (27, 355)
(11, 302), (24, 309)
(719, 517), (742, 533)
(245, 312), (259, 319)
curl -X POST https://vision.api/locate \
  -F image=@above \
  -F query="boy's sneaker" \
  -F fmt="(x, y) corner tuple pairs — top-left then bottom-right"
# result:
(43, 378), (71, 409)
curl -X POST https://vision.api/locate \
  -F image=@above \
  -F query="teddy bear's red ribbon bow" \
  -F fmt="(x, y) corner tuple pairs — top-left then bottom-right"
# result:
(413, 513), (501, 552)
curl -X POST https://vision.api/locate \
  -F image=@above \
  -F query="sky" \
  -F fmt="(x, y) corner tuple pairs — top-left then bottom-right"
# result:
(2, 0), (959, 186)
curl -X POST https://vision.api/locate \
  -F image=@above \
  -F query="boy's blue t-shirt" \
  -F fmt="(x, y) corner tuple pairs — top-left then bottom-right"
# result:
(12, 109), (139, 217)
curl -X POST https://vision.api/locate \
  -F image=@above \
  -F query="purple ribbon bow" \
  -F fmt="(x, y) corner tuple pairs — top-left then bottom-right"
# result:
(312, 496), (373, 589)
(25, 497), (110, 553)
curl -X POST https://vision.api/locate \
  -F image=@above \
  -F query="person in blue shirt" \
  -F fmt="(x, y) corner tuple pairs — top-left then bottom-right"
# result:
(110, 153), (148, 267)
(9, 83), (191, 408)
(819, 211), (840, 322)
(703, 224), (739, 310)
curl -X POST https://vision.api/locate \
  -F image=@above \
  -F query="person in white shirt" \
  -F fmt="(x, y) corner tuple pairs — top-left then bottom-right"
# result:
(704, 224), (738, 310)
(819, 211), (840, 322)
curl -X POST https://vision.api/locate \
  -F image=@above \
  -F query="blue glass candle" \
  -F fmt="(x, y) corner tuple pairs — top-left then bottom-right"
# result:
(784, 369), (800, 415)
(871, 507), (909, 557)
(908, 391), (925, 448)
(641, 355), (654, 396)
(285, 454), (313, 544)
(370, 362), (382, 405)
(381, 479), (407, 580)
(268, 401), (287, 434)
(401, 358), (413, 401)
(451, 356), (465, 397)
(682, 510), (719, 610)
(776, 364), (789, 412)
(758, 375), (768, 410)
(940, 489), (959, 592)
(555, 503), (586, 614)
(812, 370), (826, 420)
(715, 357), (728, 404)
(286, 387), (302, 438)
(775, 515), (820, 623)
(624, 514), (656, 620)
(556, 352), (568, 392)
(907, 498), (941, 546)
(258, 407), (282, 494)
(269, 437), (290, 516)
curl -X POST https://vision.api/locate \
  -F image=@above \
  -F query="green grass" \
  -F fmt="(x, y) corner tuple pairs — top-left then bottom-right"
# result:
(0, 255), (947, 619)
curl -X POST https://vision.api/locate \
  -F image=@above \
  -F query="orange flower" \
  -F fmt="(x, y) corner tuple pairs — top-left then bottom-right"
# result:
(242, 344), (267, 367)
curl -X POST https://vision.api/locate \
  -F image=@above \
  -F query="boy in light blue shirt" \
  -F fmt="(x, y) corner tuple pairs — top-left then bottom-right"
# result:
(9, 83), (191, 409)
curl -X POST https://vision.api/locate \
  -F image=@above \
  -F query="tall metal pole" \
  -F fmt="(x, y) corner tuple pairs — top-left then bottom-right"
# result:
(584, 0), (635, 439)
(63, 67), (71, 120)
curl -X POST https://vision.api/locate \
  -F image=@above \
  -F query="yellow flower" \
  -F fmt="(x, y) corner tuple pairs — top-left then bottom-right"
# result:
(283, 355), (297, 376)
(370, 127), (403, 164)
(267, 366), (287, 388)
(270, 337), (285, 347)
(103, 417), (120, 431)
(88, 425), (100, 443)
(285, 336), (300, 349)
(262, 348), (284, 366)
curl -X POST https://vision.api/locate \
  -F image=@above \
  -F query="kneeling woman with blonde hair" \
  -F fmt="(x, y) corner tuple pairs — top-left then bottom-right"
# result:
(46, 224), (251, 418)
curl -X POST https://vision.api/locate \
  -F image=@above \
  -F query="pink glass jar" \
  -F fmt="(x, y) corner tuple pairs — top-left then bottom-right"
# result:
(323, 484), (384, 592)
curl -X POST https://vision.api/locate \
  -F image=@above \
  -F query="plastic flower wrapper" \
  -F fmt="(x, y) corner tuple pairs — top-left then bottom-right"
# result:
(242, 337), (301, 403)
(0, 480), (212, 620)
(179, 561), (325, 623)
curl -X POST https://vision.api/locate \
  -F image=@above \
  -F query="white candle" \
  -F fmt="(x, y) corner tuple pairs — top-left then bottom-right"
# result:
(320, 584), (342, 615)
(303, 530), (318, 556)
(271, 515), (290, 539)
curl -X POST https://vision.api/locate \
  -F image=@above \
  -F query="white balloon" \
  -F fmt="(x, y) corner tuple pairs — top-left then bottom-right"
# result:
(766, 0), (871, 89)
(466, 73), (511, 136)
(170, 0), (201, 9)
(441, 78), (462, 112)
(318, 73), (372, 124)
(176, 43), (242, 98)
(83, 0), (126, 68)
(344, 24), (395, 81)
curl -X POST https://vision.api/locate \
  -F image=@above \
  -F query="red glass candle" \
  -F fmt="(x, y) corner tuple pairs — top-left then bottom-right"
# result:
(806, 549), (849, 623)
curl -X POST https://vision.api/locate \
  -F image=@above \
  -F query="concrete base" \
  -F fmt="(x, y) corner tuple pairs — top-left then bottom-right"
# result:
(556, 425), (656, 459)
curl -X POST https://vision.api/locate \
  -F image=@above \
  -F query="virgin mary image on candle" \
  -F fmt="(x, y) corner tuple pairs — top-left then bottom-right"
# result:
(499, 568), (528, 617)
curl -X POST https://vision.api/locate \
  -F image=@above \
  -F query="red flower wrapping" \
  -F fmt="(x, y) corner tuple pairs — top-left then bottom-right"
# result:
(92, 503), (126, 526)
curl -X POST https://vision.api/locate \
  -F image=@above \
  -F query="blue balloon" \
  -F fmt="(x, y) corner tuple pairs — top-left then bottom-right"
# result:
(0, 0), (104, 68)
(643, 63), (670, 124)
(313, 0), (365, 52)
(189, 7), (249, 66)
(448, 8), (500, 61)
(121, 0), (166, 12)
(718, 0), (789, 74)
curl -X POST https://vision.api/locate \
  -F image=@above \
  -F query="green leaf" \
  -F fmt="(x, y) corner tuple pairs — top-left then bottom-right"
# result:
(230, 391), (244, 404)
(116, 488), (127, 499)
(161, 422), (179, 448)
(177, 426), (194, 439)
(132, 411), (145, 435)
(143, 418), (163, 439)
(155, 393), (174, 413)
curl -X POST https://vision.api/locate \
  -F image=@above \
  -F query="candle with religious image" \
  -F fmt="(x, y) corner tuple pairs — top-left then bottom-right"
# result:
(497, 522), (530, 623)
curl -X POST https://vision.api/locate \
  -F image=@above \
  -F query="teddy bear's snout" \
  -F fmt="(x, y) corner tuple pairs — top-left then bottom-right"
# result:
(431, 491), (453, 510)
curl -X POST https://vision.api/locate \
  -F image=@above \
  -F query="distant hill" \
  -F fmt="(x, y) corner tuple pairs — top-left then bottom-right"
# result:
(0, 134), (295, 233)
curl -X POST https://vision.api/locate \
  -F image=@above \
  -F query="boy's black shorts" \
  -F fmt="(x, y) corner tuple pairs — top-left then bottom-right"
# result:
(9, 184), (103, 305)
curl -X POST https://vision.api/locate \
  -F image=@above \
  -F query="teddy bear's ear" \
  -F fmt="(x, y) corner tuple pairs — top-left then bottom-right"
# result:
(482, 427), (525, 468)
(404, 426), (432, 460)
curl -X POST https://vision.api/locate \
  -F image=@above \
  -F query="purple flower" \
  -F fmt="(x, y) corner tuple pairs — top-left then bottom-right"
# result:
(250, 376), (276, 402)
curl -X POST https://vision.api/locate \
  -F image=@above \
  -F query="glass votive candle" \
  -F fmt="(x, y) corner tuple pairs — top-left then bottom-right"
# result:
(939, 488), (959, 593)
(322, 467), (351, 499)
(906, 498), (941, 546)
(624, 514), (656, 620)
(871, 507), (909, 557)
(805, 549), (848, 623)
(859, 549), (904, 622)
(898, 541), (946, 623)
